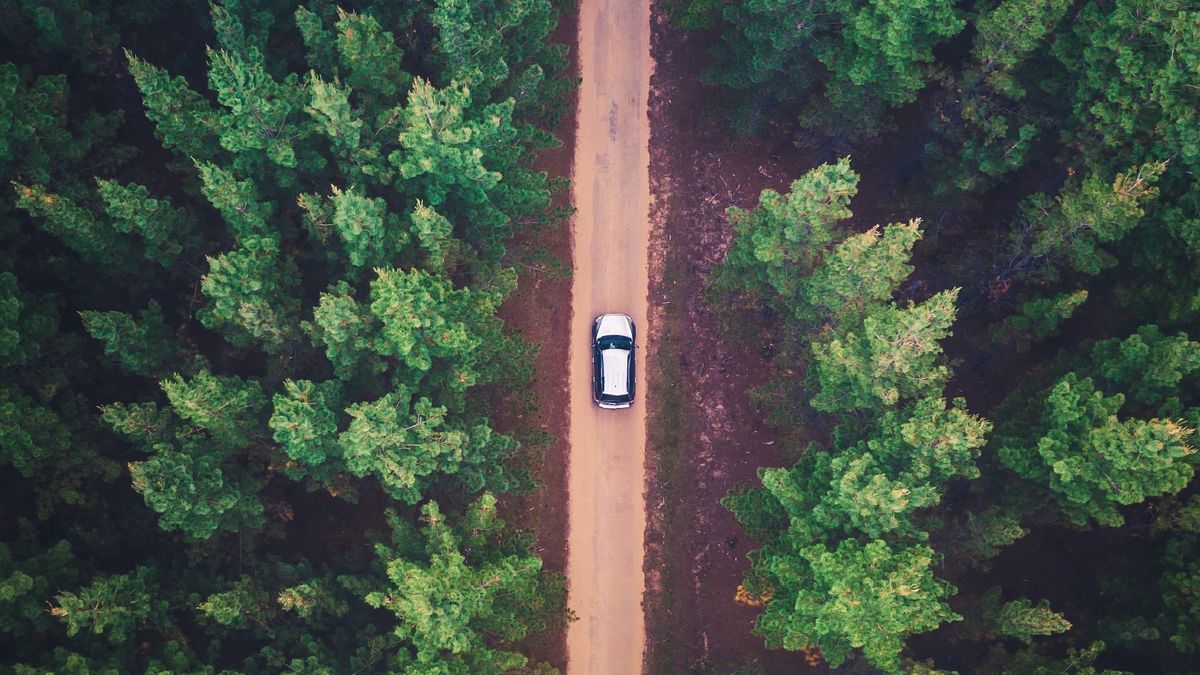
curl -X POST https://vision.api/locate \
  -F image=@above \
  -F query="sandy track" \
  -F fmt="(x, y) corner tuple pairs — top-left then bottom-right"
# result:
(565, 0), (652, 673)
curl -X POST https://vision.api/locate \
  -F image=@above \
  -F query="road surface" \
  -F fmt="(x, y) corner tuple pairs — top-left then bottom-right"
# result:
(565, 0), (651, 673)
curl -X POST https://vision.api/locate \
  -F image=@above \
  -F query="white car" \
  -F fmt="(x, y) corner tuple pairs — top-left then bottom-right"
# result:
(592, 314), (636, 409)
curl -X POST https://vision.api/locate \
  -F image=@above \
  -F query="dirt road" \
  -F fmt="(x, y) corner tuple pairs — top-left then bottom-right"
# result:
(565, 0), (652, 673)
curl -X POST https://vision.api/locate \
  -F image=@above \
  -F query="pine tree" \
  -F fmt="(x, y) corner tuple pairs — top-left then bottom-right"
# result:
(50, 567), (162, 643)
(339, 389), (467, 503)
(751, 538), (959, 671)
(924, 0), (1071, 193)
(13, 183), (133, 267)
(1, 0), (571, 669)
(125, 50), (222, 162)
(0, 538), (76, 639)
(329, 185), (406, 269)
(269, 379), (342, 470)
(80, 301), (181, 377)
(992, 290), (1089, 353)
(128, 440), (265, 539)
(95, 179), (200, 267)
(327, 8), (410, 105)
(0, 63), (124, 197)
(979, 640), (1124, 675)
(369, 266), (485, 387)
(432, 0), (554, 100)
(965, 587), (1072, 644)
(819, 398), (990, 538)
(276, 576), (349, 621)
(799, 219), (922, 326)
(720, 178), (986, 669)
(1002, 163), (1165, 283)
(1159, 538), (1200, 653)
(410, 200), (456, 269)
(304, 71), (364, 154)
(366, 496), (563, 672)
(951, 508), (1029, 571)
(997, 373), (1196, 527)
(161, 370), (266, 450)
(688, 0), (963, 138)
(710, 158), (858, 309)
(0, 272), (57, 367)
(971, 0), (1072, 99)
(811, 0), (964, 135)
(392, 78), (505, 214)
(0, 385), (117, 514)
(305, 280), (386, 381)
(199, 236), (301, 353)
(197, 575), (274, 630)
(989, 595), (1072, 644)
(205, 43), (308, 174)
(1087, 325), (1200, 414)
(810, 289), (959, 412)
(1054, 0), (1200, 176)
(194, 161), (273, 242)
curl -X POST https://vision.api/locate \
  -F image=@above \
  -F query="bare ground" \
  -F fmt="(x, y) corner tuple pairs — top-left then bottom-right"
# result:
(641, 16), (825, 673)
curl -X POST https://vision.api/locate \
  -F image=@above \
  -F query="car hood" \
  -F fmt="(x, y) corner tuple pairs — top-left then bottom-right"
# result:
(595, 314), (633, 339)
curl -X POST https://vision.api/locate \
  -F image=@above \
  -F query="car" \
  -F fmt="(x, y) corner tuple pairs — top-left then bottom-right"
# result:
(592, 313), (636, 409)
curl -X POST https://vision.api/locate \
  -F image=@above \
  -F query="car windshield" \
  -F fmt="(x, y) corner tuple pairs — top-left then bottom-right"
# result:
(597, 335), (633, 350)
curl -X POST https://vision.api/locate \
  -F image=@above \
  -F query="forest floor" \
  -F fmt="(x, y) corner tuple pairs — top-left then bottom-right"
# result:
(563, 0), (653, 673)
(641, 15), (823, 673)
(641, 9), (917, 673)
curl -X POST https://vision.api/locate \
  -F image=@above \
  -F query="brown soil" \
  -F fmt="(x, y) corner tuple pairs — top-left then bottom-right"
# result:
(493, 4), (580, 672)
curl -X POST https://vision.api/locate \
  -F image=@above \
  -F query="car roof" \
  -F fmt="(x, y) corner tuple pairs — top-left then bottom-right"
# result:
(595, 313), (633, 339)
(601, 347), (630, 396)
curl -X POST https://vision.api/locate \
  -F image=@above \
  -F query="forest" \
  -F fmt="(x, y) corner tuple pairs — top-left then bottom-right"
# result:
(0, 0), (572, 671)
(683, 0), (1200, 672)
(5, 0), (1200, 673)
